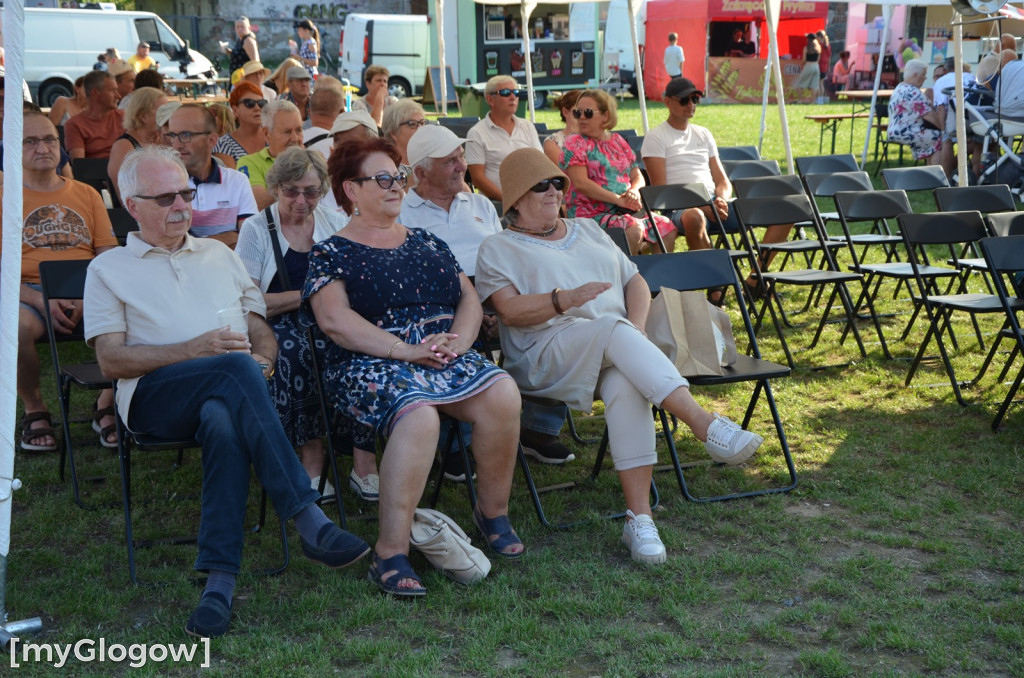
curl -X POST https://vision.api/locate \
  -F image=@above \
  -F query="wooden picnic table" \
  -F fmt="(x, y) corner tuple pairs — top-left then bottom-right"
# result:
(836, 89), (897, 155)
(804, 113), (871, 154)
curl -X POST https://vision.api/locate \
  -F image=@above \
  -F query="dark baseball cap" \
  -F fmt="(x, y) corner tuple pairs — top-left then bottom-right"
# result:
(664, 76), (703, 100)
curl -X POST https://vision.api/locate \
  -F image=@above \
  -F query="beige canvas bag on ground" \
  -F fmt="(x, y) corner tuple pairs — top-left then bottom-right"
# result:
(645, 288), (738, 377)
(409, 508), (491, 585)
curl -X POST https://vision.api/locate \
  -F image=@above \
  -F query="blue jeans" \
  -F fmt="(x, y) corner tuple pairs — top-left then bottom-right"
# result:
(128, 353), (320, 574)
(521, 400), (567, 437)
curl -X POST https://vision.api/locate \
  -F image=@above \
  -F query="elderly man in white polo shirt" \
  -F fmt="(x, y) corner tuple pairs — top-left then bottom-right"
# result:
(465, 75), (542, 201)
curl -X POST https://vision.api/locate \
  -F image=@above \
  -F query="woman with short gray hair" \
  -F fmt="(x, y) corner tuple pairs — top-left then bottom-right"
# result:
(107, 87), (169, 204)
(382, 98), (429, 186)
(887, 58), (943, 164)
(236, 146), (379, 502)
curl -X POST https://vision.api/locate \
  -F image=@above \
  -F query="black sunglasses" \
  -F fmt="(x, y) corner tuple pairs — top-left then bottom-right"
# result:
(350, 172), (408, 190)
(676, 94), (702, 105)
(530, 177), (566, 193)
(240, 98), (268, 109)
(572, 108), (598, 120)
(133, 189), (197, 207)
(492, 88), (521, 98)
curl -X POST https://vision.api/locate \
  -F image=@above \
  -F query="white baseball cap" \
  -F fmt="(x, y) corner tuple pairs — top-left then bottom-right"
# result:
(330, 110), (379, 135)
(407, 124), (466, 167)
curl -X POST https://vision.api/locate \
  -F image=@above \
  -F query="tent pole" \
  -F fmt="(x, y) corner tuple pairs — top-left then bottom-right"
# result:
(522, 1), (536, 122)
(1, 0), (44, 648)
(860, 4), (892, 169)
(437, 0), (448, 117)
(954, 13), (967, 186)
(628, 0), (649, 133)
(758, 28), (774, 155)
(765, 0), (793, 174)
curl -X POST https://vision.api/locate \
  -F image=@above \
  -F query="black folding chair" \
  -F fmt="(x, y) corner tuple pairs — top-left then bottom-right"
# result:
(734, 194), (873, 369)
(722, 159), (781, 181)
(979, 235), (1024, 429)
(107, 208), (137, 245)
(639, 182), (744, 256)
(38, 259), (112, 509)
(809, 174), (904, 267)
(630, 249), (796, 501)
(898, 211), (1007, 406)
(436, 116), (480, 139)
(794, 153), (859, 176)
(718, 145), (761, 161)
(70, 157), (118, 207)
(933, 184), (1017, 289)
(881, 165), (949, 194)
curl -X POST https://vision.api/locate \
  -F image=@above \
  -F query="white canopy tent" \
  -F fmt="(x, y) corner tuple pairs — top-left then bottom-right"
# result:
(469, 0), (651, 132)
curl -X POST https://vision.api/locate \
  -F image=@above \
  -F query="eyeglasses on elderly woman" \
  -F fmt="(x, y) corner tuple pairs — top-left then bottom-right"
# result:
(350, 171), (408, 190)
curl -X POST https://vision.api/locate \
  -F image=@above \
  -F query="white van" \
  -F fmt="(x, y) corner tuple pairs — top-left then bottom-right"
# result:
(338, 13), (429, 99)
(604, 0), (647, 96)
(14, 7), (216, 106)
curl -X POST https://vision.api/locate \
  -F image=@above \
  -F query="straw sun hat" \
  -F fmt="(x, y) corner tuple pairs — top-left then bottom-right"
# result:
(498, 148), (568, 216)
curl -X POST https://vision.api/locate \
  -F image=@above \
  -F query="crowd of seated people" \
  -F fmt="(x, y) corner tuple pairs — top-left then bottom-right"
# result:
(13, 61), (776, 634)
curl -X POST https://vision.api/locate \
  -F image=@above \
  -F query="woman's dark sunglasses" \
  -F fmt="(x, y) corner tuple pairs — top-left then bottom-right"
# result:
(676, 94), (702, 105)
(572, 108), (597, 120)
(530, 177), (566, 193)
(350, 172), (408, 190)
(133, 189), (197, 207)
(240, 98), (268, 109)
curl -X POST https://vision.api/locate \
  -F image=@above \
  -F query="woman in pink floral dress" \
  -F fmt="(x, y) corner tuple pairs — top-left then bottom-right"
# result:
(560, 89), (676, 254)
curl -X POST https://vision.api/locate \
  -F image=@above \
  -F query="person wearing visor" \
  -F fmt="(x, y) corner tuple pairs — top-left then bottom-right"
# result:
(466, 75), (542, 201)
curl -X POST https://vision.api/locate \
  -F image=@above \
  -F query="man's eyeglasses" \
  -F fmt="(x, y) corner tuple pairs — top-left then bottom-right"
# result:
(400, 119), (433, 129)
(530, 177), (567, 193)
(23, 136), (61, 148)
(490, 88), (520, 98)
(676, 94), (702, 105)
(133, 189), (197, 207)
(572, 108), (598, 120)
(239, 98), (268, 109)
(350, 172), (408, 190)
(163, 130), (211, 143)
(279, 186), (322, 200)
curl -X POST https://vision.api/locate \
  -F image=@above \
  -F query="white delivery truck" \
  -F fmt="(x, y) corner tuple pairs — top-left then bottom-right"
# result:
(11, 7), (217, 106)
(604, 0), (647, 96)
(338, 13), (430, 99)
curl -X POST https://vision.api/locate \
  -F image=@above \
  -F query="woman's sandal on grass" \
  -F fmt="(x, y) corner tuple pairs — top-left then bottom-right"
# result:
(20, 411), (57, 452)
(473, 509), (525, 560)
(367, 552), (427, 598)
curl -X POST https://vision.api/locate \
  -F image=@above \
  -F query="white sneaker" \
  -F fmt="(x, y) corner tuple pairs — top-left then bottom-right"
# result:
(621, 510), (667, 565)
(310, 475), (336, 500)
(704, 414), (763, 466)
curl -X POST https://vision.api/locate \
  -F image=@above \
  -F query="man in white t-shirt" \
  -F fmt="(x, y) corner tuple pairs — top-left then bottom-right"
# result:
(642, 77), (791, 295)
(931, 57), (981, 180)
(663, 33), (685, 78)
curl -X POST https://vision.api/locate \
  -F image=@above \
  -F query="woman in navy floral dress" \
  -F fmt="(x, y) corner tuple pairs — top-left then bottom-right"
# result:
(303, 138), (524, 597)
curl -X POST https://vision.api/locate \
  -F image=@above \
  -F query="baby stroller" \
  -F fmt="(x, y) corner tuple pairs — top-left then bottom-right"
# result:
(956, 65), (1024, 193)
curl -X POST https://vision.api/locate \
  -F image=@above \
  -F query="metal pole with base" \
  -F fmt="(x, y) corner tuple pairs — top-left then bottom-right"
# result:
(1, 552), (45, 653)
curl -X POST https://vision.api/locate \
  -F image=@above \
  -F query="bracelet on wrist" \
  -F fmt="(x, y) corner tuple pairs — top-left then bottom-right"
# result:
(551, 288), (566, 315)
(386, 339), (403, 359)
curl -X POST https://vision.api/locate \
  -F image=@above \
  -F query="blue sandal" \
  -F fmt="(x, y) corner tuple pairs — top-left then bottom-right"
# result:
(367, 552), (427, 598)
(473, 510), (525, 560)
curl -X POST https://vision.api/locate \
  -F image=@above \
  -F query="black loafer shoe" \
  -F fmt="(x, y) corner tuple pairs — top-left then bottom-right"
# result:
(300, 523), (370, 569)
(185, 592), (232, 639)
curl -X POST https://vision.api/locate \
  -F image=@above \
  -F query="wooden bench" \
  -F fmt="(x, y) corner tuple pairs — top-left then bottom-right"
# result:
(804, 113), (871, 154)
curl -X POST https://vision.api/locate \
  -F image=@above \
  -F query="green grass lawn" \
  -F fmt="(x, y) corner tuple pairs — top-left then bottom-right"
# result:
(4, 101), (1024, 676)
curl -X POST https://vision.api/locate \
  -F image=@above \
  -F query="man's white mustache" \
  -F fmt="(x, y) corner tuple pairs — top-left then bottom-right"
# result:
(167, 210), (190, 223)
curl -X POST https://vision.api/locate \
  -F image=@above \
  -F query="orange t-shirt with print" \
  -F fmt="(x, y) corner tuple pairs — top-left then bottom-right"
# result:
(0, 178), (117, 284)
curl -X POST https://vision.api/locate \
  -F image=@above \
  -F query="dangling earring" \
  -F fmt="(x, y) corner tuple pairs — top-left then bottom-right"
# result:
(353, 205), (360, 216)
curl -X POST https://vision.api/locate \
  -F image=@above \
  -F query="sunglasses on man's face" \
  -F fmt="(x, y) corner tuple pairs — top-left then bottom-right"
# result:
(572, 108), (598, 120)
(133, 189), (197, 207)
(491, 88), (520, 98)
(530, 177), (567, 193)
(676, 94), (702, 105)
(240, 98), (268, 109)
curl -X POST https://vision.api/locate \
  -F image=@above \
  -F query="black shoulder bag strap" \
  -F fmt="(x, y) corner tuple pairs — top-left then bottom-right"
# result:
(264, 206), (293, 292)
(304, 133), (330, 148)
